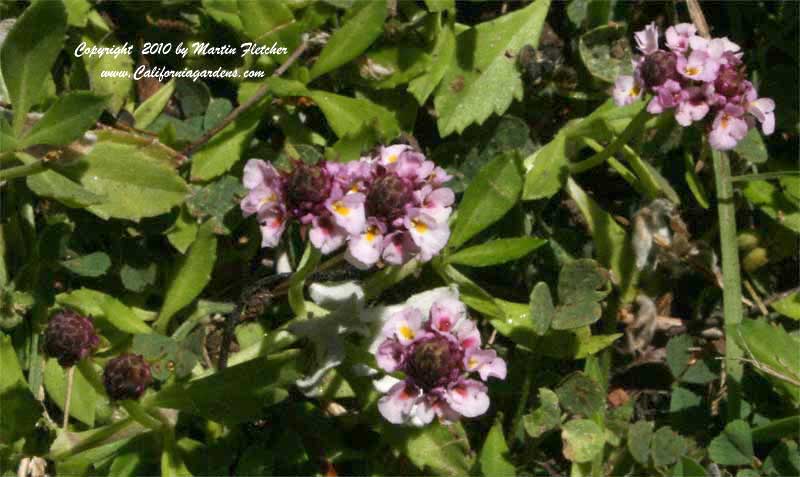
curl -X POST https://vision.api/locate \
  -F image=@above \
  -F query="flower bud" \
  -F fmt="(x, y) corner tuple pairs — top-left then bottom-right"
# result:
(405, 336), (463, 391)
(640, 50), (678, 89)
(714, 66), (746, 98)
(43, 310), (99, 367)
(285, 161), (332, 217)
(103, 353), (153, 401)
(366, 173), (413, 221)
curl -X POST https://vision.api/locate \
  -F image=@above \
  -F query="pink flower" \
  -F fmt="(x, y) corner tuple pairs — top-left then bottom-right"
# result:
(379, 144), (412, 167)
(634, 22), (659, 55)
(709, 106), (749, 150)
(345, 220), (386, 270)
(677, 50), (720, 82)
(309, 215), (347, 254)
(613, 75), (643, 106)
(416, 186), (455, 223)
(374, 296), (505, 426)
(325, 193), (366, 235)
(745, 88), (776, 135)
(665, 23), (697, 53)
(405, 210), (450, 262)
(647, 79), (682, 114)
(258, 211), (287, 248)
(381, 231), (418, 265)
(674, 86), (710, 126)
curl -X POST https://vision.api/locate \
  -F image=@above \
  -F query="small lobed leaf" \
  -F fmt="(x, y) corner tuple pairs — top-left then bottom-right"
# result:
(529, 282), (554, 336)
(561, 419), (605, 463)
(479, 420), (515, 477)
(709, 420), (754, 466)
(523, 388), (561, 438)
(651, 426), (686, 467)
(557, 259), (610, 304)
(382, 421), (473, 476)
(627, 420), (654, 466)
(556, 371), (605, 417)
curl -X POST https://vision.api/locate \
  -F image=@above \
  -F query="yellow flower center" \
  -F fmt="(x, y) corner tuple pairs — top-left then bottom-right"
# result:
(721, 115), (729, 129)
(467, 357), (479, 370)
(387, 154), (398, 164)
(365, 226), (379, 243)
(412, 218), (428, 234)
(258, 193), (277, 207)
(399, 325), (415, 340)
(332, 201), (350, 216)
(685, 66), (700, 76)
(629, 86), (641, 97)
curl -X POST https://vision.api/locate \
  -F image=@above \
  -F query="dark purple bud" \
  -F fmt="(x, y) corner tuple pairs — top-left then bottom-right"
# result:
(103, 353), (153, 401)
(714, 65), (746, 98)
(366, 172), (413, 221)
(285, 161), (332, 217)
(404, 335), (463, 391)
(43, 310), (99, 367)
(640, 50), (678, 89)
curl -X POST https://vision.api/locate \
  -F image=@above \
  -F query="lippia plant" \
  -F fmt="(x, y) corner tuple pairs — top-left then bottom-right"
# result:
(1, 0), (798, 476)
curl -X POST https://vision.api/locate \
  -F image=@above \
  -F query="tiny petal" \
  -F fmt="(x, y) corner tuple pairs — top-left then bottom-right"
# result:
(258, 211), (287, 248)
(326, 193), (367, 235)
(346, 222), (385, 270)
(380, 144), (412, 166)
(309, 215), (347, 254)
(446, 379), (490, 418)
(376, 339), (405, 373)
(382, 231), (418, 265)
(665, 23), (697, 52)
(430, 297), (467, 334)
(378, 381), (419, 424)
(383, 307), (425, 344)
(464, 348), (507, 381)
(612, 75), (642, 106)
(634, 22), (659, 55)
(405, 211), (450, 262)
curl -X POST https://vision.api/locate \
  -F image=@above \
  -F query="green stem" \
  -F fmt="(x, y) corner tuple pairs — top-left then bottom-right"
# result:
(121, 400), (163, 431)
(0, 160), (46, 181)
(711, 148), (744, 420)
(570, 107), (650, 174)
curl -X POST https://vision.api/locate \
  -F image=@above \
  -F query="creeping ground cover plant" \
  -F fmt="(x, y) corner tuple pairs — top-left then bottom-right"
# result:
(0, 0), (798, 476)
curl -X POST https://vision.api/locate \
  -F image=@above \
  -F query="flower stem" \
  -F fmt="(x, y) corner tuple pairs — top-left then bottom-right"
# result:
(569, 107), (650, 174)
(63, 366), (75, 430)
(0, 160), (46, 181)
(711, 149), (744, 419)
(121, 400), (163, 431)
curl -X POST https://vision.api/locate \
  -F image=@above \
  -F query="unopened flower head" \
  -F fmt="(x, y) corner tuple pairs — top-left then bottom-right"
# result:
(612, 22), (775, 150)
(43, 309), (100, 367)
(374, 296), (506, 426)
(241, 145), (454, 269)
(103, 353), (153, 401)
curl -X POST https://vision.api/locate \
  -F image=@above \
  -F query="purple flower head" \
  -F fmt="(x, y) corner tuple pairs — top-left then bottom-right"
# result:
(640, 50), (679, 89)
(366, 170), (414, 223)
(375, 295), (505, 426)
(43, 310), (100, 367)
(647, 79), (683, 114)
(674, 86), (711, 126)
(103, 353), (153, 401)
(665, 23), (697, 53)
(285, 161), (333, 222)
(634, 22), (659, 55)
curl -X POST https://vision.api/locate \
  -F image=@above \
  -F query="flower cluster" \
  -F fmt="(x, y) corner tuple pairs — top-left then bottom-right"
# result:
(613, 22), (775, 150)
(241, 145), (454, 269)
(374, 296), (506, 426)
(43, 310), (99, 367)
(103, 353), (153, 401)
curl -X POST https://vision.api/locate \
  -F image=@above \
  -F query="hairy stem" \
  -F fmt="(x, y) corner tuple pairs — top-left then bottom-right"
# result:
(712, 149), (744, 419)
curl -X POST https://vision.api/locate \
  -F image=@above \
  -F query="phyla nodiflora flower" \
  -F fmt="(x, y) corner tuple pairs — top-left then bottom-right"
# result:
(374, 294), (506, 426)
(240, 144), (454, 269)
(613, 22), (775, 150)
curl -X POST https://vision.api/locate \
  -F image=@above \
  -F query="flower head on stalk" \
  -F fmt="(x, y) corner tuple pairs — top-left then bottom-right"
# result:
(612, 22), (775, 150)
(43, 309), (99, 367)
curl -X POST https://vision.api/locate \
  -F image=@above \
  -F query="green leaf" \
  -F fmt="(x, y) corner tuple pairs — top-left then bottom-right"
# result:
(288, 243), (321, 317)
(53, 138), (188, 221)
(153, 350), (301, 424)
(80, 32), (133, 114)
(0, 335), (40, 442)
(238, 0), (294, 43)
(21, 92), (107, 147)
(742, 180), (800, 234)
(771, 291), (800, 320)
(450, 152), (523, 249)
(523, 388), (561, 438)
(60, 251), (111, 277)
(408, 22), (455, 104)
(529, 282), (554, 336)
(167, 207), (200, 254)
(734, 318), (800, 405)
(557, 259), (610, 304)
(556, 372), (604, 417)
(56, 288), (153, 334)
(666, 334), (692, 379)
(763, 439), (800, 477)
(434, 0), (551, 136)
(561, 419), (605, 463)
(0, 0), (67, 134)
(448, 237), (545, 267)
(156, 222), (218, 334)
(64, 0), (92, 27)
(186, 175), (247, 235)
(203, 97), (233, 131)
(202, 0), (243, 31)
(133, 80), (176, 129)
(566, 178), (638, 302)
(44, 358), (98, 427)
(522, 132), (569, 200)
(480, 420), (515, 477)
(424, 0), (454, 12)
(578, 23), (633, 83)
(651, 427), (686, 467)
(309, 1), (387, 80)
(627, 421), (654, 466)
(733, 128), (768, 164)
(709, 420), (754, 466)
(23, 161), (107, 209)
(382, 421), (473, 476)
(671, 457), (707, 477)
(190, 97), (266, 181)
(359, 46), (431, 89)
(309, 90), (401, 140)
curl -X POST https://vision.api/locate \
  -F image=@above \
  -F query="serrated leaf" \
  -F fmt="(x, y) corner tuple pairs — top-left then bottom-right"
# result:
(434, 0), (551, 136)
(21, 92), (107, 147)
(529, 282), (554, 336)
(651, 427), (686, 467)
(167, 207), (199, 254)
(309, 1), (387, 80)
(556, 372), (604, 417)
(523, 388), (560, 438)
(522, 132), (569, 201)
(666, 334), (692, 379)
(480, 420), (515, 477)
(155, 222), (217, 333)
(0, 0), (67, 134)
(771, 291), (800, 320)
(120, 262), (157, 293)
(133, 79), (176, 129)
(627, 421), (654, 465)
(561, 419), (605, 463)
(449, 152), (523, 249)
(25, 165), (106, 209)
(408, 22), (455, 104)
(709, 420), (754, 466)
(360, 46), (431, 89)
(52, 139), (188, 221)
(447, 237), (545, 267)
(60, 252), (111, 277)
